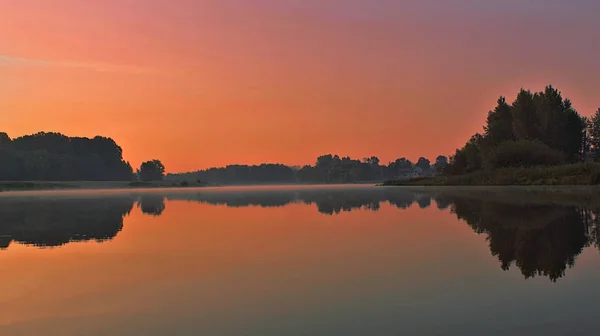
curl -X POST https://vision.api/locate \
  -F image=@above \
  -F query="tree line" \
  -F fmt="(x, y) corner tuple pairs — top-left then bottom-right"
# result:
(167, 154), (449, 185)
(0, 132), (166, 182)
(445, 85), (600, 175)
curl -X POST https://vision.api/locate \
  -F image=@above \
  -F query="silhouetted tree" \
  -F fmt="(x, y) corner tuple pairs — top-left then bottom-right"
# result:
(512, 89), (541, 141)
(483, 140), (564, 169)
(169, 154), (437, 184)
(433, 155), (448, 174)
(446, 85), (588, 175)
(588, 108), (600, 161)
(0, 132), (133, 181)
(484, 97), (515, 147)
(447, 134), (483, 174)
(138, 160), (165, 181)
(0, 132), (10, 146)
(416, 157), (431, 171)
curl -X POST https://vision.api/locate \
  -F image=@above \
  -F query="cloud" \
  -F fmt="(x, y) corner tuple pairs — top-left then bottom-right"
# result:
(0, 54), (151, 74)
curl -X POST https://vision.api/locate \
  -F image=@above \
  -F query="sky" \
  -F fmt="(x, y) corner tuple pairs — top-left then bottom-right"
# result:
(1, 0), (600, 172)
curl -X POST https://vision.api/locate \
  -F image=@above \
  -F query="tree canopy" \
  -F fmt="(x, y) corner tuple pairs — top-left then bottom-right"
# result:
(168, 154), (445, 185)
(0, 132), (134, 181)
(446, 85), (593, 175)
(138, 160), (166, 181)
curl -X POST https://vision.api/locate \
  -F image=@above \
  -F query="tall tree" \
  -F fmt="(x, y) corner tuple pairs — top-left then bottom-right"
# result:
(0, 132), (10, 146)
(433, 155), (449, 174)
(416, 157), (431, 171)
(588, 108), (600, 161)
(511, 89), (541, 141)
(484, 97), (514, 147)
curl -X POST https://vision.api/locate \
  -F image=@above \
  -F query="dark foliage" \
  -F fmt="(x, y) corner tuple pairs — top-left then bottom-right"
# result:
(0, 196), (135, 249)
(449, 196), (590, 282)
(483, 140), (565, 170)
(0, 132), (134, 181)
(168, 154), (446, 185)
(445, 85), (591, 176)
(137, 195), (166, 216)
(138, 160), (165, 181)
(387, 163), (600, 186)
(4, 187), (600, 283)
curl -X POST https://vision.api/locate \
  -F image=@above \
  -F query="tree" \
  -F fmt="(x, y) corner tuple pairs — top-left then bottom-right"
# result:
(483, 140), (564, 169)
(0, 132), (133, 181)
(511, 89), (541, 141)
(447, 85), (589, 175)
(416, 157), (431, 171)
(447, 134), (483, 175)
(363, 156), (380, 166)
(588, 108), (600, 161)
(484, 97), (514, 147)
(138, 160), (165, 181)
(394, 158), (413, 169)
(433, 155), (449, 174)
(0, 132), (10, 146)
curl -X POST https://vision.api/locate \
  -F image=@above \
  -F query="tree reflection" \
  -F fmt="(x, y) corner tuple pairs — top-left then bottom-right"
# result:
(176, 189), (424, 215)
(0, 196), (135, 249)
(4, 187), (600, 283)
(138, 195), (166, 216)
(447, 195), (594, 282)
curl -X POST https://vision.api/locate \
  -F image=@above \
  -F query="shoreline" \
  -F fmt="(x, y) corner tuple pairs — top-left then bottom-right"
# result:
(0, 180), (390, 192)
(4, 180), (600, 193)
(0, 181), (202, 192)
(382, 163), (600, 187)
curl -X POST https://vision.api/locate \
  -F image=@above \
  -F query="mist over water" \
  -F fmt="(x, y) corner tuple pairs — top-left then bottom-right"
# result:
(1, 185), (600, 335)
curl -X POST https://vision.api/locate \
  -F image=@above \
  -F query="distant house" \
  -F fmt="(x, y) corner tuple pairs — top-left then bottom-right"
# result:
(397, 168), (413, 180)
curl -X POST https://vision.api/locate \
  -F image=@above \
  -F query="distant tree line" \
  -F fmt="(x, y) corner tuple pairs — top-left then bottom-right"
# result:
(0, 132), (166, 182)
(445, 85), (600, 175)
(0, 132), (134, 181)
(167, 154), (448, 185)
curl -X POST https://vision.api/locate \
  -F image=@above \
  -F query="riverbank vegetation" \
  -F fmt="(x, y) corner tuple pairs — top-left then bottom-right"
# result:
(0, 132), (174, 187)
(0, 132), (134, 181)
(385, 85), (600, 186)
(167, 154), (448, 185)
(384, 163), (600, 186)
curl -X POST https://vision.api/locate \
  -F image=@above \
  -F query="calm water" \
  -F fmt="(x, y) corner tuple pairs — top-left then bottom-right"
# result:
(1, 185), (600, 335)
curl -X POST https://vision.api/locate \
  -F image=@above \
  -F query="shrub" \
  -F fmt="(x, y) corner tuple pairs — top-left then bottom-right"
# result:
(483, 140), (565, 170)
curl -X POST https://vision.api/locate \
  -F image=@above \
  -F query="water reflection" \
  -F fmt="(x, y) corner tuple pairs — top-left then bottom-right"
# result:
(450, 197), (594, 282)
(1, 187), (600, 283)
(0, 196), (135, 249)
(137, 195), (166, 216)
(171, 188), (420, 214)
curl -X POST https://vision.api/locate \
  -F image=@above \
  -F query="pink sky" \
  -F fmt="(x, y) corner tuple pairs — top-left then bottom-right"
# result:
(1, 0), (599, 172)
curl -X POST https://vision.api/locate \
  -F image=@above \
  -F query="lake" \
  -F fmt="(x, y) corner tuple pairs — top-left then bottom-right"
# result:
(1, 185), (600, 335)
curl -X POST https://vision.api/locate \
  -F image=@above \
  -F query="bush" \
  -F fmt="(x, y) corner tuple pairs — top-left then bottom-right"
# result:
(483, 140), (565, 170)
(180, 181), (189, 187)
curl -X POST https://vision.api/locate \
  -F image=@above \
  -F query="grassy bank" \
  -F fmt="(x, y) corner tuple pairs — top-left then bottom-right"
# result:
(383, 163), (600, 186)
(0, 180), (208, 192)
(0, 182), (80, 192)
(391, 185), (600, 208)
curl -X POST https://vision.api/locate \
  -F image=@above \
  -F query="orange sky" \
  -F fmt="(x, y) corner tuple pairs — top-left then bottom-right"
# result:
(1, 0), (600, 172)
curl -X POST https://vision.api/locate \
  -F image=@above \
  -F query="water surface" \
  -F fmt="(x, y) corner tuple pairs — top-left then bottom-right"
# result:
(1, 185), (600, 335)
